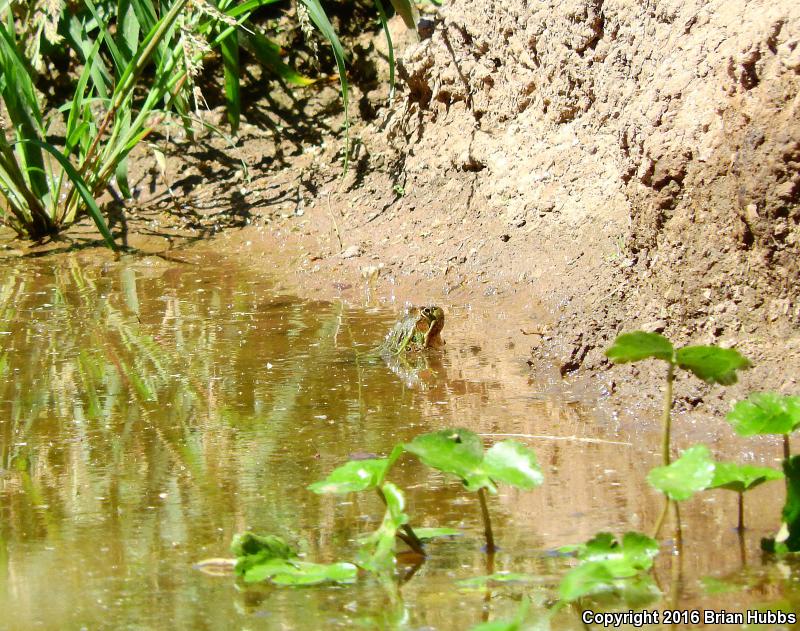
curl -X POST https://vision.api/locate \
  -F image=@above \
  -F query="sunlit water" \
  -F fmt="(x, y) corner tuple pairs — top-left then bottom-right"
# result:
(0, 251), (796, 630)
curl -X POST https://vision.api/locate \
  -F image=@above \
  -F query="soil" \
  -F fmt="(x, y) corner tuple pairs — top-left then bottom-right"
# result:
(5, 0), (799, 421)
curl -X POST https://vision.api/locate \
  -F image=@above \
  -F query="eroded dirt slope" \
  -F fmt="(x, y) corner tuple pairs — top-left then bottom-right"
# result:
(328, 0), (800, 406)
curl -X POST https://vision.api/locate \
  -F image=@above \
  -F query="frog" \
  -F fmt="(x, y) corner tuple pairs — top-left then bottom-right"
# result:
(377, 305), (445, 356)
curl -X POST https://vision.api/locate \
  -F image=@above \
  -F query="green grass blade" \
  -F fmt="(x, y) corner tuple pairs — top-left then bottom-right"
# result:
(220, 28), (241, 134)
(18, 139), (116, 250)
(242, 32), (314, 86)
(372, 0), (395, 98)
(0, 22), (49, 200)
(65, 14), (112, 98)
(298, 0), (350, 169)
(118, 0), (142, 61)
(388, 0), (418, 30)
(65, 38), (102, 154)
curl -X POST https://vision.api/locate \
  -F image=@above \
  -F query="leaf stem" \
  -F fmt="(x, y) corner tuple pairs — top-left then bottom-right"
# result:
(737, 491), (745, 532)
(374, 488), (425, 556)
(477, 487), (496, 554)
(652, 498), (669, 539)
(662, 362), (674, 466)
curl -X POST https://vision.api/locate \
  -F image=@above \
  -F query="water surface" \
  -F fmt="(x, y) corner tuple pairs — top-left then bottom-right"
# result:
(0, 251), (794, 629)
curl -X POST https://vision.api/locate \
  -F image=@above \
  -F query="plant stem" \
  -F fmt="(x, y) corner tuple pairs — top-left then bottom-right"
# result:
(662, 362), (675, 466)
(737, 492), (745, 532)
(477, 487), (496, 554)
(652, 497), (670, 539)
(784, 435), (791, 460)
(374, 488), (425, 556)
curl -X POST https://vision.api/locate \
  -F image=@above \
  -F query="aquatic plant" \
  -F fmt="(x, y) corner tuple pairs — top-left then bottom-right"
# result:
(723, 392), (800, 551)
(606, 332), (751, 535)
(403, 428), (544, 553)
(557, 531), (660, 603)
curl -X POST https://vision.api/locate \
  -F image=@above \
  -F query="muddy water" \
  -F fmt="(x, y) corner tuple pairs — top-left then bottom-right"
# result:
(0, 251), (794, 630)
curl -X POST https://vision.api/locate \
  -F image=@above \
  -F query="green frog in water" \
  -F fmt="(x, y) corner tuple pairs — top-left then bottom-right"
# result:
(377, 305), (445, 356)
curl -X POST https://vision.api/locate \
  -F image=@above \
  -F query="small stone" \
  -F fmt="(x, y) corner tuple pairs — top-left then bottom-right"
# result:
(340, 245), (362, 259)
(642, 319), (667, 333)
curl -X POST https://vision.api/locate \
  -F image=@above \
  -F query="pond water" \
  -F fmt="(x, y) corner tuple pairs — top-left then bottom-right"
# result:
(0, 251), (795, 630)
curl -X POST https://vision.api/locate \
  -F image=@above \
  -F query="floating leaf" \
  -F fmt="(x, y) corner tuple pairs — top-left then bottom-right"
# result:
(762, 456), (800, 554)
(647, 444), (715, 501)
(559, 561), (616, 601)
(575, 532), (659, 575)
(605, 332), (674, 364)
(414, 527), (461, 540)
(482, 440), (544, 490)
(231, 532), (295, 560)
(558, 532), (659, 602)
(709, 461), (783, 493)
(243, 558), (357, 585)
(231, 532), (297, 577)
(726, 392), (800, 436)
(457, 573), (538, 590)
(404, 428), (493, 492)
(675, 345), (751, 385)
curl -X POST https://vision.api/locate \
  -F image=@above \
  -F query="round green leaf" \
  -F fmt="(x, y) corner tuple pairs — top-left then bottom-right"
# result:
(709, 461), (783, 493)
(675, 345), (751, 385)
(404, 428), (493, 491)
(574, 531), (659, 575)
(726, 392), (800, 436)
(606, 331), (674, 364)
(308, 458), (390, 494)
(647, 445), (715, 501)
(481, 440), (544, 489)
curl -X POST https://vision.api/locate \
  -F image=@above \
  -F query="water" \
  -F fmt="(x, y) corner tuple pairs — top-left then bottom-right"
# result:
(0, 250), (795, 630)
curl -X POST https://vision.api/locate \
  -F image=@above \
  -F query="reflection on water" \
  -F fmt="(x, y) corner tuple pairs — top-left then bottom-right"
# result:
(0, 251), (794, 629)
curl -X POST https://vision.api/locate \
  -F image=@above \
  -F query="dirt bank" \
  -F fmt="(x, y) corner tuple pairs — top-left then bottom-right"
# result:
(13, 0), (797, 418)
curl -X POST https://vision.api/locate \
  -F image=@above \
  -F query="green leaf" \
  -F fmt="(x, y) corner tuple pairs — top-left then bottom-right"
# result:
(414, 527), (461, 540)
(243, 32), (314, 86)
(309, 445), (402, 494)
(709, 461), (783, 493)
(559, 561), (616, 601)
(558, 531), (659, 602)
(298, 0), (350, 170)
(231, 531), (297, 577)
(726, 392), (800, 436)
(605, 332), (674, 364)
(482, 440), (544, 490)
(675, 345), (751, 385)
(308, 458), (391, 494)
(573, 532), (659, 576)
(457, 573), (537, 590)
(647, 445), (715, 501)
(243, 558), (357, 585)
(220, 28), (241, 134)
(404, 428), (494, 492)
(231, 532), (295, 559)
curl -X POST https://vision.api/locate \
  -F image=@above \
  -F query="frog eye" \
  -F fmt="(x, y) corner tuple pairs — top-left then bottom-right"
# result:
(421, 307), (432, 317)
